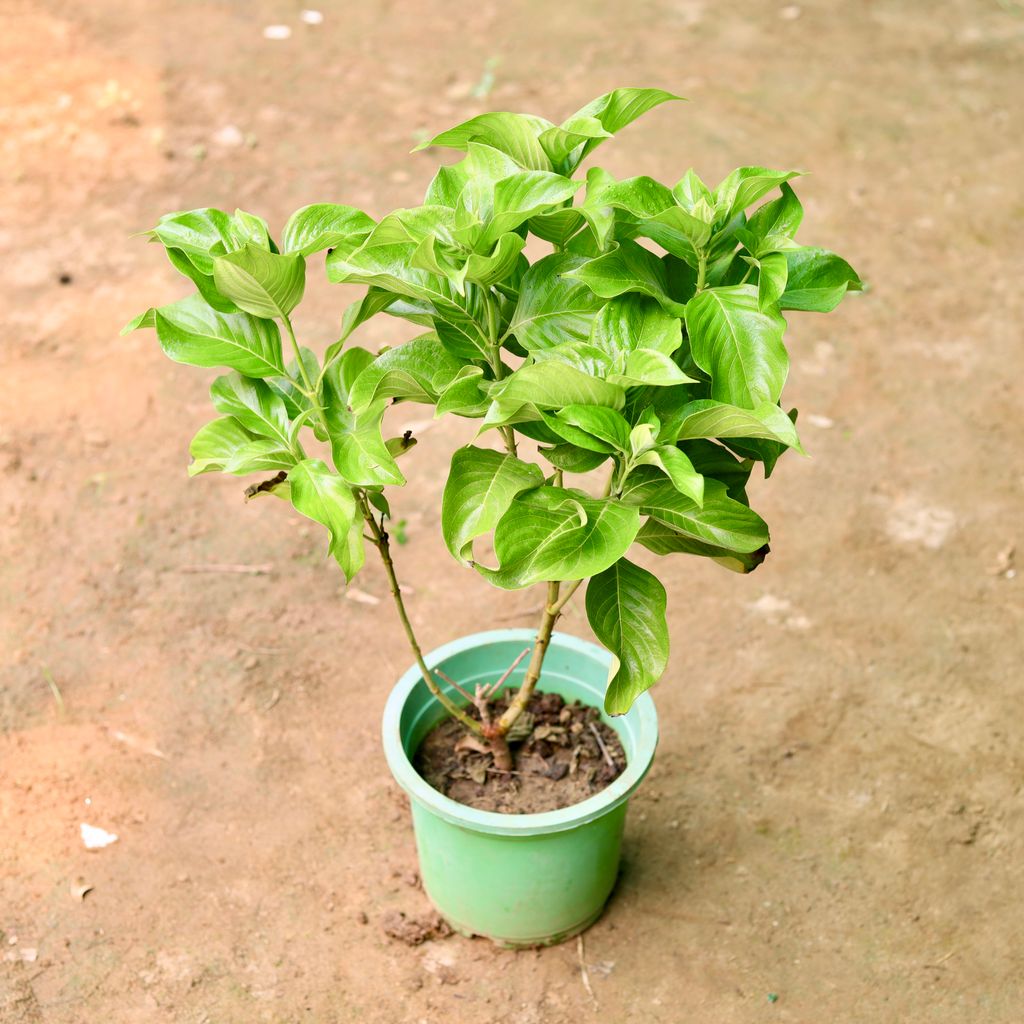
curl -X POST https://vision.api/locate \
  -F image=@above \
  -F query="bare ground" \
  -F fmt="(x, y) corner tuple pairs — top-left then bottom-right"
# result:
(2, 1), (1023, 1021)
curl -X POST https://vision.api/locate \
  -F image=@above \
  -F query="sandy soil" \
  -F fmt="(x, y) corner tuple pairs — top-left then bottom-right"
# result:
(2, 1), (1023, 1021)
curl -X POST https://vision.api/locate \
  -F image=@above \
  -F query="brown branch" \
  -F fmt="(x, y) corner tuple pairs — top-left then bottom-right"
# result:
(358, 492), (482, 735)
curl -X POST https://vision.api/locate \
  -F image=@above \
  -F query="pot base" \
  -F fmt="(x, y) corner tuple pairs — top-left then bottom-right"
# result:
(437, 900), (607, 949)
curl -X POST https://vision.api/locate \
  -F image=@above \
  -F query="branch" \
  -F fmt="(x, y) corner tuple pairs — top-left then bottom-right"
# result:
(357, 491), (482, 735)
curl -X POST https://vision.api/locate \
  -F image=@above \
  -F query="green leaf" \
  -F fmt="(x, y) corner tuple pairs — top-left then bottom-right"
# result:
(209, 373), (295, 452)
(779, 247), (861, 312)
(349, 335), (464, 411)
(682, 439), (752, 498)
(322, 348), (405, 488)
(478, 172), (579, 248)
(636, 518), (769, 573)
(462, 231), (526, 288)
(415, 111), (554, 171)
(669, 399), (804, 450)
(594, 176), (676, 220)
(223, 440), (298, 474)
(737, 182), (803, 257)
(369, 205), (459, 248)
(528, 208), (586, 248)
(163, 246), (238, 313)
(281, 204), (375, 257)
(538, 116), (611, 169)
(187, 417), (297, 478)
(507, 253), (607, 352)
(187, 416), (256, 476)
(568, 241), (687, 316)
(327, 239), (489, 359)
(672, 168), (713, 211)
(492, 361), (625, 410)
(212, 243), (306, 319)
(623, 475), (769, 553)
(332, 402), (405, 488)
(539, 443), (610, 473)
(153, 294), (285, 377)
(530, 340), (615, 379)
(288, 459), (362, 580)
(322, 288), (398, 370)
(610, 349), (696, 388)
(121, 308), (156, 335)
(552, 88), (683, 169)
(714, 167), (805, 223)
(151, 208), (236, 275)
(684, 285), (788, 407)
(590, 294), (682, 360)
(436, 366), (489, 417)
(634, 445), (704, 505)
(578, 166), (620, 250)
(640, 205), (714, 263)
(755, 251), (788, 310)
(586, 558), (669, 716)
(268, 347), (319, 421)
(230, 209), (272, 250)
(425, 163), (468, 208)
(441, 446), (545, 564)
(480, 486), (642, 588)
(545, 405), (632, 453)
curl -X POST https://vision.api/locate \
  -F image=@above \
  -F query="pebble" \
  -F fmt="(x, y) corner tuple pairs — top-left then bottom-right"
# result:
(212, 124), (244, 148)
(263, 25), (291, 40)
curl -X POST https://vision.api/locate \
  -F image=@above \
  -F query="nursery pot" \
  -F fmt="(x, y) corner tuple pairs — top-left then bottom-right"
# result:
(382, 628), (659, 948)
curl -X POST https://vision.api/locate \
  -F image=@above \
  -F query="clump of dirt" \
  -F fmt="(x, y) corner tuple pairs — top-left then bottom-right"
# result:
(380, 910), (452, 946)
(413, 690), (626, 813)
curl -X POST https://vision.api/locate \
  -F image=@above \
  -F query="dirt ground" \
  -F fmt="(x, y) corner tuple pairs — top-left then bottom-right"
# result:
(2, 1), (1023, 1021)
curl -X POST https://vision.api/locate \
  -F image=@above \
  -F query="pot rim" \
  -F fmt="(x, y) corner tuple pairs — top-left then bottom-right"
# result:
(382, 628), (659, 837)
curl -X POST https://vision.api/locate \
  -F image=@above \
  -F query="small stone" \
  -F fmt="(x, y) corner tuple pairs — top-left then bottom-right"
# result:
(212, 124), (244, 147)
(300, 9), (323, 24)
(263, 24), (292, 40)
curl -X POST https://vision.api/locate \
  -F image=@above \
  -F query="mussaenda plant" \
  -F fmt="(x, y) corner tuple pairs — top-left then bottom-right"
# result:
(124, 88), (860, 773)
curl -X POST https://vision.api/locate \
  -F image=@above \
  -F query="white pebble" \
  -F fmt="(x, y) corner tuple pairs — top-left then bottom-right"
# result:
(300, 9), (324, 24)
(81, 823), (119, 850)
(884, 496), (957, 550)
(212, 124), (244, 147)
(263, 24), (292, 40)
(806, 413), (834, 429)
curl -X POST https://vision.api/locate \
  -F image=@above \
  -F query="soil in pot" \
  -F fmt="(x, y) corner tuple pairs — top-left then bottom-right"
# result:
(413, 689), (626, 813)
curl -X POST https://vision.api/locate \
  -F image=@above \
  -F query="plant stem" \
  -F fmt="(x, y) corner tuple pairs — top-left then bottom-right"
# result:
(496, 579), (563, 735)
(549, 578), (582, 615)
(282, 314), (332, 438)
(483, 289), (518, 459)
(695, 253), (708, 292)
(283, 315), (315, 394)
(357, 491), (483, 735)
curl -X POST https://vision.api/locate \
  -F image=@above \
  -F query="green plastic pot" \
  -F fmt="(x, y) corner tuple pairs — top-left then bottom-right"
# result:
(382, 628), (659, 948)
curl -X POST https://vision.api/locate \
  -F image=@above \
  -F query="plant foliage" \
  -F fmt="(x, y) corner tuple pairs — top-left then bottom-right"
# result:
(126, 89), (860, 716)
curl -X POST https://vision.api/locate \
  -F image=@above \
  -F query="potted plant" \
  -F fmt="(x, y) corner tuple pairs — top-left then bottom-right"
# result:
(124, 88), (860, 947)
